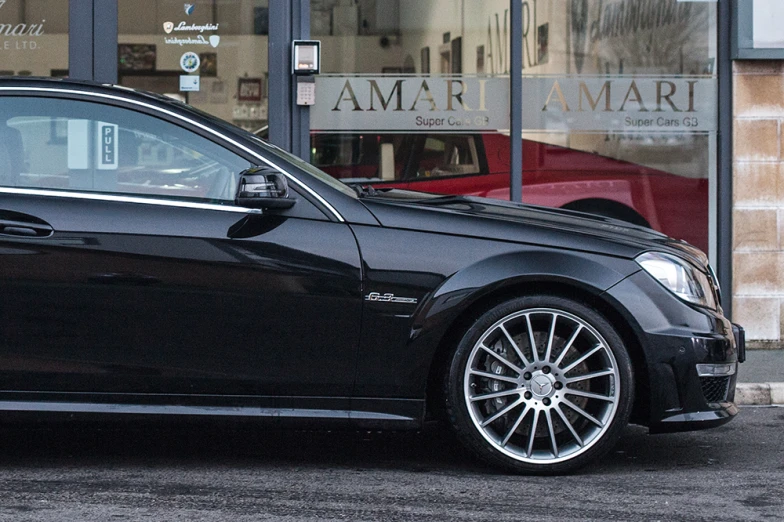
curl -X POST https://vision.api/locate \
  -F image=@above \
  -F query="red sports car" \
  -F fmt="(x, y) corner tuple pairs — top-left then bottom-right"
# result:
(308, 133), (708, 252)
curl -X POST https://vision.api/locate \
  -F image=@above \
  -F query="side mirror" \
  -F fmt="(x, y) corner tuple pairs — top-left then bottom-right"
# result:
(235, 166), (296, 210)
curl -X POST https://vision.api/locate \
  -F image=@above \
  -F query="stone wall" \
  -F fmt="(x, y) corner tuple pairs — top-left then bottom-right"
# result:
(733, 61), (784, 343)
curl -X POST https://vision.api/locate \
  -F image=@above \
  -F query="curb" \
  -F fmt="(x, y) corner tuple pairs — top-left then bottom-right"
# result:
(736, 383), (784, 405)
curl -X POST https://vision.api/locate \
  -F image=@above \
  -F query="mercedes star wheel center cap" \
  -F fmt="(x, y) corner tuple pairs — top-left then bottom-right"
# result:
(530, 372), (556, 400)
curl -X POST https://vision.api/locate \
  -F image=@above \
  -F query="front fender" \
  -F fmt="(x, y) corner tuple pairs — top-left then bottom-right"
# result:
(412, 249), (638, 337)
(350, 224), (641, 419)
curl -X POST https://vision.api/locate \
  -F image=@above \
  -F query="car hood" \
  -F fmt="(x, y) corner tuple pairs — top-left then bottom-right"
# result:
(358, 191), (709, 266)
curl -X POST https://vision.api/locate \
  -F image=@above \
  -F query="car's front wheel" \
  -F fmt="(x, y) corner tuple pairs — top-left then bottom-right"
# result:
(445, 295), (633, 474)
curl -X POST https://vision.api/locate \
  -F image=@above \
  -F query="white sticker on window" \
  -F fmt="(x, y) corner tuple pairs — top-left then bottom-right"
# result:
(96, 122), (119, 170)
(67, 119), (89, 169)
(180, 74), (200, 92)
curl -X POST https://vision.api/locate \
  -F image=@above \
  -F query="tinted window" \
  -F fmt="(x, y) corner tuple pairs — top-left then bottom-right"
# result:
(0, 97), (250, 203)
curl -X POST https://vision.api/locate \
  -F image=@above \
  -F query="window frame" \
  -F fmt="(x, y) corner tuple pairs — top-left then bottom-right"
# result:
(4, 96), (252, 204)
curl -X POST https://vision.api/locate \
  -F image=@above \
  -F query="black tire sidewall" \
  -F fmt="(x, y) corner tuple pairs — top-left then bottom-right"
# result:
(444, 294), (634, 474)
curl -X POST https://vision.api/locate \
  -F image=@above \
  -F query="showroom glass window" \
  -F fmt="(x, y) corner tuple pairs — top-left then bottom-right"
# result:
(0, 97), (249, 202)
(520, 0), (718, 255)
(0, 0), (68, 76)
(118, 0), (269, 133)
(309, 0), (512, 192)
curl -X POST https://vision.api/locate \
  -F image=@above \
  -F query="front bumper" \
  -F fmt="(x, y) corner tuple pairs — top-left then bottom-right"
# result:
(605, 271), (744, 434)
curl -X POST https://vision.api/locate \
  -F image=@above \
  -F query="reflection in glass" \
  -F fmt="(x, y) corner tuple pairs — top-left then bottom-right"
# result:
(520, 0), (718, 253)
(309, 0), (512, 210)
(118, 0), (269, 131)
(0, 0), (68, 76)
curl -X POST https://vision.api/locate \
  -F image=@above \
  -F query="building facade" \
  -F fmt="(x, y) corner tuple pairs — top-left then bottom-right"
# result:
(733, 59), (784, 345)
(5, 1), (780, 342)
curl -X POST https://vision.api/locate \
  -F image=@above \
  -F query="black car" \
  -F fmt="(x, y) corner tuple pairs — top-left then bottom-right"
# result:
(0, 78), (743, 474)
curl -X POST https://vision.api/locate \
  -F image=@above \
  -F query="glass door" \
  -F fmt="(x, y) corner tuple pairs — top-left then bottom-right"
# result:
(308, 0), (512, 195)
(117, 0), (270, 134)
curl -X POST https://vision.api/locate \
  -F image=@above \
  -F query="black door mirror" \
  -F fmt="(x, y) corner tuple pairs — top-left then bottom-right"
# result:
(235, 166), (296, 210)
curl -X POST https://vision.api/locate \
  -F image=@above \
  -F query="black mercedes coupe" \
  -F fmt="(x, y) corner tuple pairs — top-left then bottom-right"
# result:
(0, 78), (743, 474)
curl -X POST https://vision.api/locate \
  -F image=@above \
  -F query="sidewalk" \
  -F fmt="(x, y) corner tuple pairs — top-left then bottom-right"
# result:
(736, 349), (784, 405)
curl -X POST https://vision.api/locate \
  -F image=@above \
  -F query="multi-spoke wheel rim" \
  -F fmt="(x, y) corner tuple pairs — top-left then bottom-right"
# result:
(463, 308), (620, 464)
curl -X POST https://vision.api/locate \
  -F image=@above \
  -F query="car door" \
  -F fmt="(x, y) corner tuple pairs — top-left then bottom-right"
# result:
(0, 94), (362, 407)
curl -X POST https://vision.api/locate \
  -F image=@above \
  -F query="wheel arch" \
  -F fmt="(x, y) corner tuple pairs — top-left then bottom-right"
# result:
(423, 276), (651, 427)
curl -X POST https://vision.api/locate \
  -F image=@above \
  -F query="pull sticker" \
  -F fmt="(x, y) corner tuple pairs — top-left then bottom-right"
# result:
(96, 122), (118, 170)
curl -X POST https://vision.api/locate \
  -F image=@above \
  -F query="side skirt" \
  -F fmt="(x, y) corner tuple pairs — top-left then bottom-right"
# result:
(0, 397), (425, 430)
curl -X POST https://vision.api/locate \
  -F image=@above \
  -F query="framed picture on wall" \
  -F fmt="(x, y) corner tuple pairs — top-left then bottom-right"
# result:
(118, 44), (157, 71)
(199, 52), (217, 77)
(237, 78), (263, 102)
(421, 47), (430, 74)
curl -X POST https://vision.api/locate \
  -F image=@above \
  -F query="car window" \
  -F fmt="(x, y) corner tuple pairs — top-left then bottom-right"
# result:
(416, 135), (480, 178)
(0, 97), (251, 204)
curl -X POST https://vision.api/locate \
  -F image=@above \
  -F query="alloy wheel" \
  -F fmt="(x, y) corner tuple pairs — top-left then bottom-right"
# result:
(463, 308), (620, 465)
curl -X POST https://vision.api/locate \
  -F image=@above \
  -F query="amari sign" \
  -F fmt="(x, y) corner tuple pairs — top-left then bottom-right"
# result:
(311, 75), (717, 134)
(0, 21), (45, 50)
(529, 76), (717, 133)
(312, 75), (510, 133)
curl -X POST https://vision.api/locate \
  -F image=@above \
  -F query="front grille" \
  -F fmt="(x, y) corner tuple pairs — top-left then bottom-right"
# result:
(700, 376), (730, 403)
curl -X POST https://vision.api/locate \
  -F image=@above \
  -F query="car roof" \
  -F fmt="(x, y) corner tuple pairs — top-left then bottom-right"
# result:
(0, 76), (249, 139)
(0, 76), (204, 114)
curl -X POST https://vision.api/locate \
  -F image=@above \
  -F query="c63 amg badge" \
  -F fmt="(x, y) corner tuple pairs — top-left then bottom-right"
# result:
(365, 292), (418, 304)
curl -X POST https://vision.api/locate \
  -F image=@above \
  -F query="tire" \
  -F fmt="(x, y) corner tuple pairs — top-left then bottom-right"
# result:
(444, 294), (634, 474)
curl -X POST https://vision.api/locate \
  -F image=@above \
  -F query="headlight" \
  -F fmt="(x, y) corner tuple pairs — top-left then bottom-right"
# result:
(636, 252), (717, 310)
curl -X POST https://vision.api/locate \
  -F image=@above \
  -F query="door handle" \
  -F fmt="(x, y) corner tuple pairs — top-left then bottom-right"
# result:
(88, 272), (162, 286)
(0, 219), (53, 238)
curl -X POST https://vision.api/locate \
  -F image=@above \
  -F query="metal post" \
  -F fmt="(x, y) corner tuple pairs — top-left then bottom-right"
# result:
(93, 0), (118, 84)
(717, 0), (733, 318)
(292, 0), (311, 162)
(68, 0), (93, 81)
(509, 0), (523, 203)
(269, 1), (293, 151)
